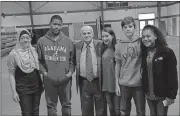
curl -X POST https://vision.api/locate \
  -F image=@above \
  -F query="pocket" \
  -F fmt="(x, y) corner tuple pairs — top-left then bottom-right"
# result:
(82, 80), (89, 92)
(91, 80), (100, 93)
(65, 67), (70, 77)
(154, 60), (163, 75)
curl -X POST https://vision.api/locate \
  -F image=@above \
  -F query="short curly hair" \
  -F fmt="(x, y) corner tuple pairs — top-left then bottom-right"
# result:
(50, 15), (63, 23)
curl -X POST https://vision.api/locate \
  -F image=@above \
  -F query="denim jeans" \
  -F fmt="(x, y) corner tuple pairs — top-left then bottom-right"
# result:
(146, 98), (168, 116)
(19, 90), (41, 116)
(44, 78), (72, 116)
(105, 92), (121, 116)
(120, 85), (145, 116)
(79, 76), (106, 116)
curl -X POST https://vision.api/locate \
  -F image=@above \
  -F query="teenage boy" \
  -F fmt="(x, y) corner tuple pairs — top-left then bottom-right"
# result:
(36, 15), (75, 116)
(115, 16), (145, 116)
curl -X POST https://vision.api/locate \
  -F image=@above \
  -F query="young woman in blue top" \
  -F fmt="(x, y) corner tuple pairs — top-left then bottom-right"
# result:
(102, 27), (121, 116)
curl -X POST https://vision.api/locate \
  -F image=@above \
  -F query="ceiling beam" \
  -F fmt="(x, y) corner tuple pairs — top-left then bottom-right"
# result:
(13, 13), (180, 29)
(29, 1), (34, 30)
(2, 1), (179, 17)
(88, 2), (101, 9)
(33, 2), (49, 12)
(101, 1), (104, 26)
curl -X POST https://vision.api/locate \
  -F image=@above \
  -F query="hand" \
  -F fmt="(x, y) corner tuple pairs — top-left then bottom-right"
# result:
(39, 73), (44, 85)
(66, 71), (72, 78)
(166, 97), (175, 105)
(12, 92), (20, 103)
(43, 72), (48, 77)
(115, 82), (121, 96)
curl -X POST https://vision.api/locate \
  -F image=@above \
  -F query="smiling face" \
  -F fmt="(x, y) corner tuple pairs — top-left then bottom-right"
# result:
(102, 31), (113, 46)
(142, 29), (157, 47)
(122, 23), (135, 38)
(19, 34), (31, 48)
(80, 26), (94, 44)
(50, 18), (62, 35)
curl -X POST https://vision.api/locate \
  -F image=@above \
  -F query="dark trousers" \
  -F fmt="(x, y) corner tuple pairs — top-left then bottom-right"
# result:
(120, 85), (145, 116)
(146, 98), (168, 116)
(105, 92), (121, 116)
(44, 78), (72, 116)
(79, 76), (106, 116)
(19, 90), (41, 116)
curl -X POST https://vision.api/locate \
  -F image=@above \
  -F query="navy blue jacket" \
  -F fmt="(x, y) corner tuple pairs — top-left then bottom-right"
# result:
(141, 46), (178, 99)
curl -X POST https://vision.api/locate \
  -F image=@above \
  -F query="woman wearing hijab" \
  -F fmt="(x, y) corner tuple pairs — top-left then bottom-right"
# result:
(7, 29), (43, 116)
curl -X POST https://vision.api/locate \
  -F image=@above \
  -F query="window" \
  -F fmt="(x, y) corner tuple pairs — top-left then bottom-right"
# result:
(139, 13), (155, 36)
(104, 24), (111, 28)
(147, 20), (154, 25)
(107, 2), (114, 8)
(120, 2), (128, 7)
(106, 2), (128, 8)
(115, 2), (120, 7)
(139, 21), (146, 36)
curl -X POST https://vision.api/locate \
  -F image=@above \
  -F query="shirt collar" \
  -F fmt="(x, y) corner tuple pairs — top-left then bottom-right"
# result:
(84, 39), (94, 48)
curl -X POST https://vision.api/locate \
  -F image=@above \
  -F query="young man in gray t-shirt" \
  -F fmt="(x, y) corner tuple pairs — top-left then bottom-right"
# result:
(115, 16), (145, 116)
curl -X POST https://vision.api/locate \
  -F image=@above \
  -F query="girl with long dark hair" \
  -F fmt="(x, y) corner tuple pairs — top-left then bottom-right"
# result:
(102, 27), (121, 116)
(141, 25), (178, 116)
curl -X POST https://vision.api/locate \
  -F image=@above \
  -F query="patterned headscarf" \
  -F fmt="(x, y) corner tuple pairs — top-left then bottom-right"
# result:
(9, 28), (39, 73)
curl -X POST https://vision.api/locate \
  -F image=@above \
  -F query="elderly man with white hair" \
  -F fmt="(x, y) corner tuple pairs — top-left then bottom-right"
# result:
(74, 26), (106, 116)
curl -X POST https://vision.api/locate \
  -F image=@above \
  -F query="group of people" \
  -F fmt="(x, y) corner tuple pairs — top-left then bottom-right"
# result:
(7, 14), (178, 116)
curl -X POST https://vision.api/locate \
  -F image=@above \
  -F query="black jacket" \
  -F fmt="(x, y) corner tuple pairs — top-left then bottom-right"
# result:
(141, 46), (178, 99)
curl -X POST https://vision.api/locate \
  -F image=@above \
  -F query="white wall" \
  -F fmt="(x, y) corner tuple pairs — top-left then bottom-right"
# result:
(167, 3), (179, 16)
(160, 3), (180, 36)
(103, 7), (158, 39)
(167, 3), (179, 36)
(1, 2), (179, 37)
(128, 1), (157, 6)
(105, 3), (180, 37)
(1, 1), (100, 14)
(1, 2), (30, 14)
(1, 15), (31, 26)
(33, 11), (101, 25)
(33, 2), (100, 12)
(111, 22), (122, 40)
(104, 7), (157, 20)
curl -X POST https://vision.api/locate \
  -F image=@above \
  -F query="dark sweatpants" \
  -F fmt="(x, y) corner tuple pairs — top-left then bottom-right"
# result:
(44, 78), (72, 116)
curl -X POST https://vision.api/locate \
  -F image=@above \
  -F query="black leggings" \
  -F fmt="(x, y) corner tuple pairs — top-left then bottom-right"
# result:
(19, 91), (41, 116)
